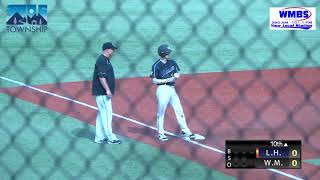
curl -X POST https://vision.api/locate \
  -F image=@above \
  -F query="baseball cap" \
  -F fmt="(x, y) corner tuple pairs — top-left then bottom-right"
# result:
(158, 44), (172, 57)
(102, 42), (118, 51)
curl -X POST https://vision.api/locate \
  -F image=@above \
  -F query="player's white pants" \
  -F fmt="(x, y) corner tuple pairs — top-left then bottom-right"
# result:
(156, 85), (191, 135)
(95, 95), (118, 141)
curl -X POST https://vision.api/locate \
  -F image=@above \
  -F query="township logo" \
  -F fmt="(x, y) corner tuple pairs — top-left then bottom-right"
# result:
(270, 7), (316, 30)
(6, 4), (47, 32)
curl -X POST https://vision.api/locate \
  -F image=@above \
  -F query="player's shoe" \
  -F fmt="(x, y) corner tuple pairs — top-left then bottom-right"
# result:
(94, 138), (108, 144)
(107, 139), (122, 144)
(182, 131), (196, 140)
(158, 134), (168, 141)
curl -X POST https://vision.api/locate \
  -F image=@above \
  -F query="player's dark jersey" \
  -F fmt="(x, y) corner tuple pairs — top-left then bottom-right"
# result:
(151, 59), (180, 86)
(92, 55), (115, 96)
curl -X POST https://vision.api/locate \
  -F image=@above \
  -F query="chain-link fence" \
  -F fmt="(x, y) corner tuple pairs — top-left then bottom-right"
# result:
(0, 0), (320, 179)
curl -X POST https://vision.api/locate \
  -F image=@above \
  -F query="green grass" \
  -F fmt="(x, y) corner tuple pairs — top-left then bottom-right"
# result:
(304, 158), (320, 167)
(0, 93), (234, 180)
(0, 0), (319, 87)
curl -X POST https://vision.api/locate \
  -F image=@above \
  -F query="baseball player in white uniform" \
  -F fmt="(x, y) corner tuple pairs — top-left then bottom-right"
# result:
(150, 44), (196, 141)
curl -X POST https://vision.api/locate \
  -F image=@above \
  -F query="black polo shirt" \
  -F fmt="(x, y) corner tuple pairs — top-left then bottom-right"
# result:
(92, 55), (115, 96)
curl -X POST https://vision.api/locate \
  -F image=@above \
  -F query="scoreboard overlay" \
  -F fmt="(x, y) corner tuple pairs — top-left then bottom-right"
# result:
(225, 140), (301, 169)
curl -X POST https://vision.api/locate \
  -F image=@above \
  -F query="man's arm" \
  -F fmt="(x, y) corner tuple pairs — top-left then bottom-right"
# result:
(99, 77), (112, 97)
(152, 77), (176, 85)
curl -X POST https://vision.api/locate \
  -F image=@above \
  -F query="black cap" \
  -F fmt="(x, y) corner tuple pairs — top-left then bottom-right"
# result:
(102, 42), (118, 51)
(158, 44), (172, 57)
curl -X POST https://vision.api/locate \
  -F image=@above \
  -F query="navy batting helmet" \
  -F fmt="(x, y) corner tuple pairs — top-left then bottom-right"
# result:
(158, 44), (172, 57)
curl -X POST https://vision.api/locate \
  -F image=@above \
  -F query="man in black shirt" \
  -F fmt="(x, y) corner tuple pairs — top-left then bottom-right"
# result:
(92, 42), (121, 144)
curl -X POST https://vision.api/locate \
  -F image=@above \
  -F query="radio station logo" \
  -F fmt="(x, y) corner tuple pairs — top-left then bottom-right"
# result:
(6, 4), (47, 33)
(270, 7), (316, 30)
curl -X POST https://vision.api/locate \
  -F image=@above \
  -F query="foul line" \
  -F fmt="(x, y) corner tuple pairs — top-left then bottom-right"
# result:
(0, 76), (303, 180)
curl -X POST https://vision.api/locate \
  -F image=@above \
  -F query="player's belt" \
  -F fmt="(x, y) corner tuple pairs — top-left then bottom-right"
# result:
(157, 83), (174, 86)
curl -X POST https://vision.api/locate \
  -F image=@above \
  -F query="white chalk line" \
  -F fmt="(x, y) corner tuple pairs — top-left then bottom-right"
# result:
(0, 76), (303, 180)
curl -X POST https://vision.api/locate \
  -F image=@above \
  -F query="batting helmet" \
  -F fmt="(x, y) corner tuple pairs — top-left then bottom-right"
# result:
(158, 44), (172, 57)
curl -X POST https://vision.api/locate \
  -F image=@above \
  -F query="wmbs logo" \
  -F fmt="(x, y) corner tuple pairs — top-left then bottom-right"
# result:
(6, 4), (47, 33)
(270, 7), (316, 30)
(278, 7), (312, 20)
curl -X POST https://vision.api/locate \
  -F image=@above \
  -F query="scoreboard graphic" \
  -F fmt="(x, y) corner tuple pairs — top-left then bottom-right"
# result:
(225, 140), (301, 169)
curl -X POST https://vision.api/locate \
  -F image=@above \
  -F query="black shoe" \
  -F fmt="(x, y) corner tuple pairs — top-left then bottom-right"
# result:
(158, 134), (169, 141)
(182, 131), (196, 140)
(94, 138), (108, 144)
(107, 139), (122, 144)
(189, 134), (196, 140)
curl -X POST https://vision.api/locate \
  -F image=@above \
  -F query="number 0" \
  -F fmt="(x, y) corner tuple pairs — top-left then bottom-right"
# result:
(292, 150), (298, 157)
(292, 160), (298, 167)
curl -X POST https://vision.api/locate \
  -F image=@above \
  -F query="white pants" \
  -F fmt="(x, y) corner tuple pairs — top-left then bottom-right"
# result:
(156, 85), (191, 135)
(95, 95), (118, 141)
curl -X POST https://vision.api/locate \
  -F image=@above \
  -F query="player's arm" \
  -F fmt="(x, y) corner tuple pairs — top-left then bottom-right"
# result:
(173, 60), (180, 72)
(171, 60), (180, 79)
(99, 77), (112, 97)
(152, 77), (175, 84)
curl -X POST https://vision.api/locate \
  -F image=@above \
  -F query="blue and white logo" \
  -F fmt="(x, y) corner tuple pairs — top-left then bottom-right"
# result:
(6, 4), (47, 32)
(270, 7), (316, 30)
